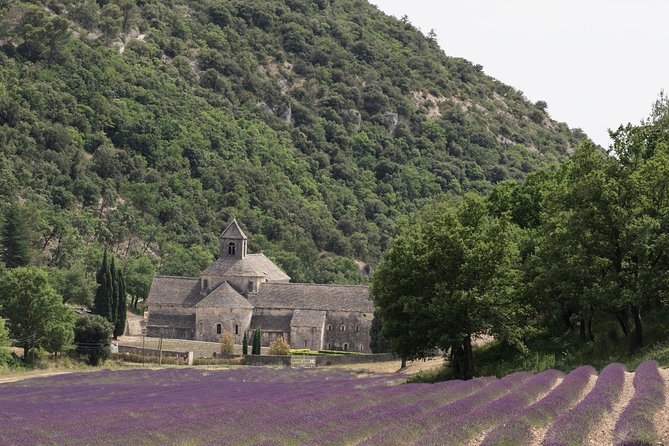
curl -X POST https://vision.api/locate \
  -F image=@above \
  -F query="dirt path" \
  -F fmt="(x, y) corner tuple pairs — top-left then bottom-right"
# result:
(330, 356), (445, 375)
(588, 371), (635, 445)
(0, 369), (81, 384)
(655, 368), (669, 444)
(530, 372), (599, 446)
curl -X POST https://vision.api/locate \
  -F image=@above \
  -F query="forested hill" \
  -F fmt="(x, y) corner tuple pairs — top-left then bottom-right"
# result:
(0, 0), (587, 285)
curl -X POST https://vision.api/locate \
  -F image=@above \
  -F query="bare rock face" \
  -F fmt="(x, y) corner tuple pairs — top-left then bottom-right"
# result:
(277, 102), (292, 124)
(342, 109), (362, 130)
(383, 112), (399, 134)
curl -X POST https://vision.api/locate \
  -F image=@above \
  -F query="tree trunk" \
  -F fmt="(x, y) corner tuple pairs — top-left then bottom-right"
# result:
(615, 310), (629, 336)
(579, 319), (586, 341)
(450, 335), (475, 380)
(587, 315), (594, 341)
(631, 305), (643, 350)
(400, 357), (406, 369)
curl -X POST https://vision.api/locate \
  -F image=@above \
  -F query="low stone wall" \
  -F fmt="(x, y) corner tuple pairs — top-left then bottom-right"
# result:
(241, 352), (395, 367)
(118, 345), (189, 360)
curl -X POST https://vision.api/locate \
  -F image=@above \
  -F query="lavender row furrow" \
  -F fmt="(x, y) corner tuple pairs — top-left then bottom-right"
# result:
(417, 369), (563, 446)
(544, 362), (626, 446)
(481, 365), (595, 446)
(613, 360), (666, 446)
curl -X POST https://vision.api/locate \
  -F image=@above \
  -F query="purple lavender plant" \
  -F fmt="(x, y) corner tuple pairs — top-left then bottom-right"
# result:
(481, 365), (595, 446)
(544, 362), (626, 446)
(613, 360), (666, 446)
(415, 369), (562, 446)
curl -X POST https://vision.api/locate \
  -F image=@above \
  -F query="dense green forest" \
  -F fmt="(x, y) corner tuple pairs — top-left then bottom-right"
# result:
(0, 0), (585, 305)
(373, 96), (669, 379)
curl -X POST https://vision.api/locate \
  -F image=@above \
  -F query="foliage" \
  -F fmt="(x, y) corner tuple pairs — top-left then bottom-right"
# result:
(0, 0), (583, 286)
(242, 331), (248, 355)
(0, 266), (75, 359)
(268, 337), (291, 355)
(372, 195), (528, 379)
(0, 316), (8, 347)
(252, 328), (261, 355)
(73, 314), (112, 366)
(113, 270), (127, 338)
(1, 203), (32, 268)
(48, 263), (96, 307)
(93, 251), (113, 322)
(219, 331), (235, 355)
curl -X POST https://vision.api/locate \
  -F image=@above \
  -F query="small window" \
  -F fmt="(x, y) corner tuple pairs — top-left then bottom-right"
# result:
(327, 324), (332, 331)
(228, 242), (236, 255)
(327, 343), (332, 349)
(355, 326), (359, 332)
(304, 340), (308, 347)
(340, 324), (345, 331)
(359, 344), (364, 352)
(343, 343), (348, 351)
(235, 324), (239, 335)
(311, 327), (316, 333)
(216, 323), (222, 335)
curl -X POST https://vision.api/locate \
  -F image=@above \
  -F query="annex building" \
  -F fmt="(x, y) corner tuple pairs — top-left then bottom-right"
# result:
(146, 220), (374, 352)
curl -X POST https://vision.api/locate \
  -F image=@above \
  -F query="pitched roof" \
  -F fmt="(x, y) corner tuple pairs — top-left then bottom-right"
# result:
(201, 253), (290, 282)
(248, 283), (373, 313)
(147, 313), (195, 328)
(290, 310), (326, 328)
(195, 282), (254, 309)
(147, 276), (200, 305)
(250, 313), (293, 332)
(220, 219), (247, 240)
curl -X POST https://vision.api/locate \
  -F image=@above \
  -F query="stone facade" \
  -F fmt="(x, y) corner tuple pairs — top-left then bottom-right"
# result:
(147, 219), (374, 352)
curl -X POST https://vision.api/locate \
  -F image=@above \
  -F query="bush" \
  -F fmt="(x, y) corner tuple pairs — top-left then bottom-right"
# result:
(220, 331), (235, 355)
(268, 337), (291, 356)
(74, 314), (113, 366)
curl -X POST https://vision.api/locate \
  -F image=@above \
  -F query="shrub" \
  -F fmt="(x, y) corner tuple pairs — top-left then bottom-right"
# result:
(220, 331), (235, 355)
(268, 337), (291, 356)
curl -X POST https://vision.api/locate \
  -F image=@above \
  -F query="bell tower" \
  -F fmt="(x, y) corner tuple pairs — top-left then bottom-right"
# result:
(220, 218), (248, 260)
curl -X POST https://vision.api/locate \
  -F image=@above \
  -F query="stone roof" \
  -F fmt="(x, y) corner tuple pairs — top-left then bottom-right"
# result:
(248, 283), (373, 313)
(220, 219), (247, 240)
(147, 313), (195, 329)
(147, 276), (200, 305)
(195, 282), (254, 309)
(201, 253), (290, 282)
(250, 314), (293, 332)
(290, 310), (326, 328)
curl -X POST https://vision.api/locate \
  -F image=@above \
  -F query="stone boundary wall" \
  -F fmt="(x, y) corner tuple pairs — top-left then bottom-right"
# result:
(242, 352), (395, 367)
(118, 345), (188, 359)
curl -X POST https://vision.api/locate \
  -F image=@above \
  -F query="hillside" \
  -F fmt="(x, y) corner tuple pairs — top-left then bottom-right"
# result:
(0, 0), (587, 285)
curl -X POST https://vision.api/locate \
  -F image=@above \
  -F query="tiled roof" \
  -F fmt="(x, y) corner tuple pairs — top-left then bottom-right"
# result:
(201, 253), (290, 282)
(147, 313), (195, 328)
(220, 219), (247, 240)
(248, 283), (373, 313)
(195, 282), (254, 309)
(250, 314), (293, 332)
(290, 310), (326, 328)
(147, 276), (200, 305)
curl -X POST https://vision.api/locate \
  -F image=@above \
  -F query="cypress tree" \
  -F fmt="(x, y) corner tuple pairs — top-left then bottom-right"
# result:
(110, 257), (119, 324)
(1, 203), (31, 268)
(94, 251), (113, 322)
(252, 328), (261, 355)
(114, 269), (127, 339)
(242, 331), (248, 355)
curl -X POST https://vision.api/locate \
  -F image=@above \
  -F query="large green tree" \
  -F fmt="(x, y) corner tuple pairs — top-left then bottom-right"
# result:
(74, 314), (113, 366)
(372, 195), (527, 379)
(94, 251), (114, 322)
(0, 267), (74, 359)
(1, 203), (32, 268)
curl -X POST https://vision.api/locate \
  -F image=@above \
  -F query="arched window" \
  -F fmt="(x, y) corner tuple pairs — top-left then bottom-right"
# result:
(359, 344), (364, 352)
(234, 324), (239, 335)
(340, 324), (345, 331)
(304, 340), (308, 347)
(355, 326), (359, 332)
(343, 343), (348, 351)
(216, 323), (222, 335)
(228, 242), (236, 255)
(327, 324), (332, 331)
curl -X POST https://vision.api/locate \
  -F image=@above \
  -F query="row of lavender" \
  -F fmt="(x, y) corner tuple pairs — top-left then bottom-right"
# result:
(0, 362), (665, 445)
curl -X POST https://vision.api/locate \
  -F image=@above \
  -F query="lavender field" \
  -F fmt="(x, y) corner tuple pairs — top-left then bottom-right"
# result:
(0, 362), (666, 446)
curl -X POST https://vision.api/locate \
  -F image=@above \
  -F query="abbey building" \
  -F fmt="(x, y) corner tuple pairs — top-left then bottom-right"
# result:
(147, 220), (374, 352)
